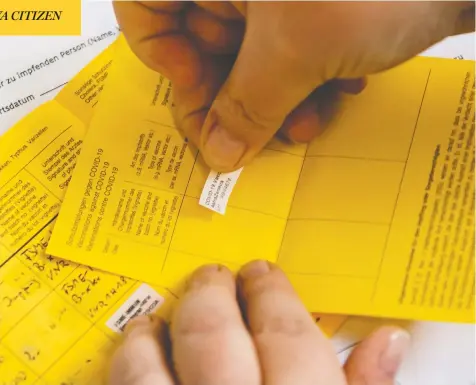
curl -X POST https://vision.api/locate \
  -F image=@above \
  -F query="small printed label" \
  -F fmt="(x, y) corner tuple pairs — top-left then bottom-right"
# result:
(106, 284), (164, 333)
(199, 168), (243, 215)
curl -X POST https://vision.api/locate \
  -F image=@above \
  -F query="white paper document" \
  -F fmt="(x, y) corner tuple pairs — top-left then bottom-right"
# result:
(0, 0), (118, 134)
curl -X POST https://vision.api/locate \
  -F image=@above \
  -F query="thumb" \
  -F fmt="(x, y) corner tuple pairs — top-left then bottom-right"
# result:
(199, 5), (319, 172)
(344, 326), (411, 385)
(108, 315), (175, 385)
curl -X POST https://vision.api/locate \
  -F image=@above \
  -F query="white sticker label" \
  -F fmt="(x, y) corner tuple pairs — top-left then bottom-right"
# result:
(106, 284), (164, 333)
(199, 168), (243, 215)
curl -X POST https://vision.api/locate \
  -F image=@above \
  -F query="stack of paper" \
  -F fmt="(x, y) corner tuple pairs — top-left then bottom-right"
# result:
(0, 33), (474, 384)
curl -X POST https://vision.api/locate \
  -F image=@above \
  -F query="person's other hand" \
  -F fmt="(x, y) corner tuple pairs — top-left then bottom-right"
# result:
(114, 1), (474, 172)
(109, 260), (410, 385)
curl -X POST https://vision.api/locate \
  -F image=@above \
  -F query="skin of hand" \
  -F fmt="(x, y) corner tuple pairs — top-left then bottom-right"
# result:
(114, 1), (474, 172)
(109, 260), (410, 385)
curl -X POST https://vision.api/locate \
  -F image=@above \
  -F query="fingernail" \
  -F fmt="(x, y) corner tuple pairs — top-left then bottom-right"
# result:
(196, 264), (222, 275)
(380, 330), (411, 376)
(204, 125), (246, 170)
(186, 264), (221, 291)
(124, 315), (154, 335)
(240, 260), (270, 279)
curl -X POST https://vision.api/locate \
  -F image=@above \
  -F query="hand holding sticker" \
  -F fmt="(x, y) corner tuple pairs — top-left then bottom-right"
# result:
(114, 1), (474, 172)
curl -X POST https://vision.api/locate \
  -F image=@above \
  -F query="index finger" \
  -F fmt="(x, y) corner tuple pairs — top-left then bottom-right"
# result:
(109, 315), (176, 385)
(238, 260), (347, 385)
(113, 0), (202, 88)
(171, 265), (261, 385)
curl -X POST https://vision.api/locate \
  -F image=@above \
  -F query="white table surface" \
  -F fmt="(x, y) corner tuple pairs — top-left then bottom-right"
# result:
(0, 2), (474, 385)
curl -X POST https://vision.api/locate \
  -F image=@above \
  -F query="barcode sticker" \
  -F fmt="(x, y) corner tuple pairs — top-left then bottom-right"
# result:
(199, 168), (243, 215)
(106, 284), (164, 333)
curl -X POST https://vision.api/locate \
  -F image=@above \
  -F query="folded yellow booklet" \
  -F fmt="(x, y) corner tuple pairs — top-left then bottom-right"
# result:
(48, 36), (474, 322)
(47, 37), (474, 324)
(0, 37), (343, 385)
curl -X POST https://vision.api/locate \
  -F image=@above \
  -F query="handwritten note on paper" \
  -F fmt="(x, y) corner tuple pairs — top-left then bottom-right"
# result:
(0, 42), (178, 384)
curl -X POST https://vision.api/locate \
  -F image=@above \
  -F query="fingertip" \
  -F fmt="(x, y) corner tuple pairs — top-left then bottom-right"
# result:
(201, 123), (247, 172)
(185, 263), (235, 293)
(379, 328), (411, 376)
(237, 260), (340, 385)
(282, 111), (321, 144)
(278, 89), (330, 145)
(335, 77), (367, 95)
(239, 260), (272, 280)
(123, 314), (163, 337)
(124, 314), (153, 333)
(200, 97), (277, 172)
(110, 314), (174, 385)
(237, 260), (297, 301)
(170, 262), (258, 385)
(364, 325), (411, 354)
(189, 263), (233, 279)
(344, 326), (411, 384)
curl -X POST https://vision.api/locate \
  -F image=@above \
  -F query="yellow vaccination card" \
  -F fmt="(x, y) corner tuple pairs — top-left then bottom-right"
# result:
(0, 40), (178, 385)
(0, 36), (344, 384)
(47, 37), (475, 324)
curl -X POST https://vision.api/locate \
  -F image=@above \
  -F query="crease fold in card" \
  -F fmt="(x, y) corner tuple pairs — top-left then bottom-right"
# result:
(199, 168), (243, 214)
(46, 34), (475, 324)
